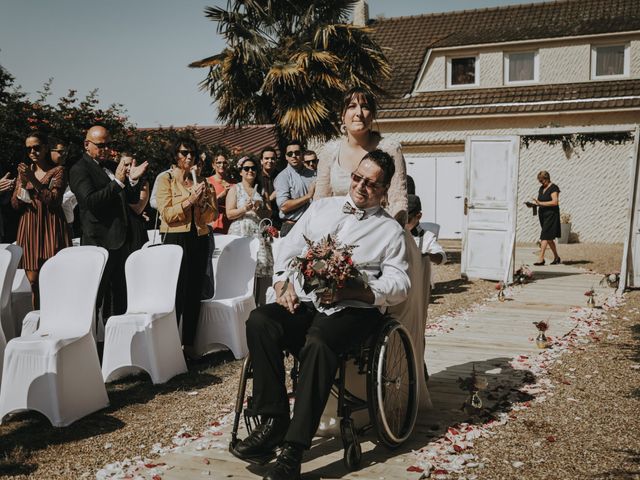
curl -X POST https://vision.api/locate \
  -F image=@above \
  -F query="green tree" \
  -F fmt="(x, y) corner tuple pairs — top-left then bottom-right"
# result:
(190, 0), (390, 145)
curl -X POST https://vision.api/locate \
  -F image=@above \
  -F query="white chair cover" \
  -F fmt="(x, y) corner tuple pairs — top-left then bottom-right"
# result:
(12, 270), (32, 337)
(194, 236), (259, 359)
(102, 245), (187, 384)
(142, 229), (162, 249)
(0, 244), (22, 340)
(0, 248), (109, 427)
(0, 250), (12, 382)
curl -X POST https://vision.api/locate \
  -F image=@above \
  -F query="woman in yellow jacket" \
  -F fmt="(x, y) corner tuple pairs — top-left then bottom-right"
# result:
(156, 137), (217, 357)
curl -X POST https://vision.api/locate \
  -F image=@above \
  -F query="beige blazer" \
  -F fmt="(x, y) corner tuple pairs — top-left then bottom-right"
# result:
(156, 167), (217, 235)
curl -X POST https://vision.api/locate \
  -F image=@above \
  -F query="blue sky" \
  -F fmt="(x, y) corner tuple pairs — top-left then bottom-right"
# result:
(0, 0), (546, 127)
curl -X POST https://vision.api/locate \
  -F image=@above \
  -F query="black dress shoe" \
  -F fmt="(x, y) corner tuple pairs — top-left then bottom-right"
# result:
(263, 442), (304, 480)
(533, 260), (545, 266)
(551, 257), (561, 265)
(231, 416), (289, 463)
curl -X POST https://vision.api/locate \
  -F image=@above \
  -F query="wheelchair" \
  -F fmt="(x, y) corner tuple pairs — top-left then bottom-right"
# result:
(229, 316), (419, 471)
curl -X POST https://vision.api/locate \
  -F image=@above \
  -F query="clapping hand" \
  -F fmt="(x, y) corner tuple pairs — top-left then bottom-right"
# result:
(0, 172), (15, 192)
(17, 164), (36, 185)
(188, 181), (205, 205)
(129, 159), (148, 181)
(115, 158), (128, 183)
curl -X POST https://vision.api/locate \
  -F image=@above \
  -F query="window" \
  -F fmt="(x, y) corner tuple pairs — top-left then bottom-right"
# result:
(447, 56), (479, 87)
(505, 51), (538, 84)
(591, 44), (629, 79)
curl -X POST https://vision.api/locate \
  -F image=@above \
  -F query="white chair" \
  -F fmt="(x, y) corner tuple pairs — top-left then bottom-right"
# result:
(12, 270), (32, 337)
(0, 244), (22, 340)
(0, 250), (12, 382)
(0, 248), (109, 427)
(194, 236), (259, 359)
(419, 222), (441, 240)
(142, 229), (162, 249)
(20, 246), (110, 339)
(102, 245), (187, 384)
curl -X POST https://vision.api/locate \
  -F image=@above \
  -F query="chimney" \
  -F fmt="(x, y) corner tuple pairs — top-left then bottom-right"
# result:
(353, 0), (369, 26)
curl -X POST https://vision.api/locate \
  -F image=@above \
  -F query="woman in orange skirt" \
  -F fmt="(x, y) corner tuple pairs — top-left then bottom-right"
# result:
(11, 131), (71, 308)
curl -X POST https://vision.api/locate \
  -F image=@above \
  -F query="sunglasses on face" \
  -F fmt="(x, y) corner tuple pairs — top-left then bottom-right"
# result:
(50, 148), (66, 154)
(351, 172), (384, 190)
(178, 149), (195, 157)
(241, 165), (258, 172)
(286, 150), (302, 157)
(304, 159), (318, 165)
(88, 140), (111, 149)
(26, 145), (43, 152)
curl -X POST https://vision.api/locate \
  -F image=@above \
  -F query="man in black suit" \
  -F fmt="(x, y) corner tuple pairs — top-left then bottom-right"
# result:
(69, 125), (148, 318)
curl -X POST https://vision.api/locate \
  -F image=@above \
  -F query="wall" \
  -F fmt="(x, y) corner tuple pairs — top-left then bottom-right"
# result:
(379, 111), (637, 243)
(415, 36), (640, 92)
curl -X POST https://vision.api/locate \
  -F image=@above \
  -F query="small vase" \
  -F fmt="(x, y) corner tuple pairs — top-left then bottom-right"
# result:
(498, 289), (505, 302)
(536, 332), (549, 349)
(470, 391), (483, 409)
(587, 295), (596, 308)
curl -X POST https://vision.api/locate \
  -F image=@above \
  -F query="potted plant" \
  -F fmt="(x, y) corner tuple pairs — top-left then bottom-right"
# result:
(559, 212), (571, 244)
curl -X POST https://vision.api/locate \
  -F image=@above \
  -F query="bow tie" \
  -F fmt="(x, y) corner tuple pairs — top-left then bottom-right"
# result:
(342, 202), (365, 220)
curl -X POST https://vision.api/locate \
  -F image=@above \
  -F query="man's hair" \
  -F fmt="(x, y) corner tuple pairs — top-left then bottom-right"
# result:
(407, 194), (422, 217)
(170, 136), (198, 160)
(303, 150), (316, 158)
(286, 139), (304, 150)
(261, 146), (277, 158)
(361, 149), (395, 186)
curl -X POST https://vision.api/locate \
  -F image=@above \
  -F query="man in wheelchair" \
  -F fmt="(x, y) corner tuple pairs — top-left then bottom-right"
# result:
(231, 150), (411, 480)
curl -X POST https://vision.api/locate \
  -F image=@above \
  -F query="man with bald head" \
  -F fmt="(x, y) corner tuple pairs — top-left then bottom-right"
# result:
(69, 125), (148, 319)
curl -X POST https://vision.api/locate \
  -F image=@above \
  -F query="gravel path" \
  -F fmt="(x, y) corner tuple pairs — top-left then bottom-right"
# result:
(0, 242), (629, 479)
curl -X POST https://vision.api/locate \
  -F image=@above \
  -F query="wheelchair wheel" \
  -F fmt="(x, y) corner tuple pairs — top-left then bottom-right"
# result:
(367, 320), (418, 448)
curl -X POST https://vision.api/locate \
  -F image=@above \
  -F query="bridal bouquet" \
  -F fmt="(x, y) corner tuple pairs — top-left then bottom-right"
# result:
(278, 234), (364, 296)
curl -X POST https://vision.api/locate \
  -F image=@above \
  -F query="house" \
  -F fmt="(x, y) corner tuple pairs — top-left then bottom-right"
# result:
(366, 0), (640, 243)
(194, 124), (278, 158)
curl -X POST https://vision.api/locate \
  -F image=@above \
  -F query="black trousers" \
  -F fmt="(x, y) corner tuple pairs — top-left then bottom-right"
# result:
(246, 302), (383, 448)
(98, 244), (130, 320)
(163, 228), (209, 346)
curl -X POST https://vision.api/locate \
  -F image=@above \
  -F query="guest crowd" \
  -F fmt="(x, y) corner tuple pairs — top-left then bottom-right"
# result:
(0, 86), (447, 361)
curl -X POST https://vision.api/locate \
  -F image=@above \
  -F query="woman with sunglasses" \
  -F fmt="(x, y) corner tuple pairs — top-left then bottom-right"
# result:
(314, 86), (408, 225)
(11, 131), (71, 308)
(156, 137), (217, 358)
(207, 153), (235, 234)
(226, 157), (273, 304)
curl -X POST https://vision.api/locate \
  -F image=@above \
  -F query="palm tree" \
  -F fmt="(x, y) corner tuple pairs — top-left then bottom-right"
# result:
(190, 0), (390, 144)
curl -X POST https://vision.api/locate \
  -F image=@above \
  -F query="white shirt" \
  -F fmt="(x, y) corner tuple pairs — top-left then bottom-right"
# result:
(273, 195), (410, 314)
(412, 225), (447, 264)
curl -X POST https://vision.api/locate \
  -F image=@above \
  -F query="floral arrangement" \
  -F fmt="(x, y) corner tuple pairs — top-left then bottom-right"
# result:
(533, 320), (549, 332)
(495, 281), (504, 291)
(514, 265), (534, 284)
(599, 272), (620, 289)
(261, 225), (279, 241)
(279, 234), (363, 296)
(560, 212), (572, 224)
(584, 287), (595, 297)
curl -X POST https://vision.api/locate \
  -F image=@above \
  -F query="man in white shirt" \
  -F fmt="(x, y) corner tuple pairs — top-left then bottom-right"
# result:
(231, 150), (410, 480)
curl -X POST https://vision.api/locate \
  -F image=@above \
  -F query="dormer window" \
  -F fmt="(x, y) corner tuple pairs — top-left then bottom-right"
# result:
(447, 56), (479, 87)
(591, 44), (629, 79)
(504, 51), (538, 84)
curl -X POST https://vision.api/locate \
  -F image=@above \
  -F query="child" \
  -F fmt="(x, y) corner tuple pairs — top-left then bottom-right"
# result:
(406, 194), (446, 266)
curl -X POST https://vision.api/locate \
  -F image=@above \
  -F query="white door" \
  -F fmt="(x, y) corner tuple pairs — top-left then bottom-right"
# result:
(436, 156), (464, 238)
(461, 136), (520, 282)
(624, 127), (640, 289)
(406, 156), (464, 239)
(406, 157), (436, 222)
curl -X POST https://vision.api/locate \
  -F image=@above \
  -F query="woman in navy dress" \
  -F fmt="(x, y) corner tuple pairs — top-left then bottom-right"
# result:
(532, 170), (561, 266)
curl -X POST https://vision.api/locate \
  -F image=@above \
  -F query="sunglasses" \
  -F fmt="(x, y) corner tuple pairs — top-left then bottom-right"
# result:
(351, 172), (384, 190)
(241, 165), (258, 172)
(286, 150), (302, 157)
(179, 149), (196, 157)
(51, 148), (66, 154)
(88, 140), (111, 149)
(26, 145), (43, 152)
(304, 159), (318, 165)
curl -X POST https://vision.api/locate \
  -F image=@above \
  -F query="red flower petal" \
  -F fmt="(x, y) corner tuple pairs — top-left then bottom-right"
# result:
(406, 466), (424, 472)
(546, 435), (556, 442)
(453, 444), (464, 452)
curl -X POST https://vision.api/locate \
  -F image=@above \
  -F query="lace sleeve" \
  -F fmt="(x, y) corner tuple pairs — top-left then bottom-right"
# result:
(314, 139), (339, 200)
(381, 139), (408, 226)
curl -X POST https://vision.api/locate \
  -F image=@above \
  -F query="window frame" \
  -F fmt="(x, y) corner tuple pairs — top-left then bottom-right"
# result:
(504, 50), (539, 85)
(591, 43), (630, 80)
(446, 54), (480, 88)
